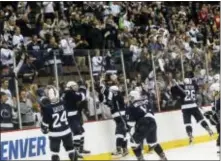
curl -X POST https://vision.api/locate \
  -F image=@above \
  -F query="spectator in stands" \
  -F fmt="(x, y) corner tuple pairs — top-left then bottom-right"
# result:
(12, 26), (24, 49)
(26, 84), (40, 112)
(27, 35), (44, 70)
(59, 32), (75, 72)
(19, 56), (37, 84)
(57, 16), (70, 36)
(92, 49), (104, 75)
(19, 89), (35, 126)
(44, 36), (63, 76)
(0, 79), (14, 107)
(74, 34), (89, 68)
(16, 13), (34, 38)
(0, 41), (14, 67)
(43, 2), (55, 21)
(0, 91), (15, 131)
(3, 16), (16, 49)
(43, 18), (58, 36)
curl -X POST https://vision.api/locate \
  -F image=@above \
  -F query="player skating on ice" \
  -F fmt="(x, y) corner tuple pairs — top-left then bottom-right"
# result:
(204, 82), (220, 154)
(107, 85), (128, 157)
(40, 85), (77, 161)
(126, 90), (167, 161)
(62, 81), (90, 158)
(171, 75), (213, 144)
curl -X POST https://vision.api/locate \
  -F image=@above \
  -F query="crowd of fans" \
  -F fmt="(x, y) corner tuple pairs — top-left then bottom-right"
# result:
(0, 2), (220, 131)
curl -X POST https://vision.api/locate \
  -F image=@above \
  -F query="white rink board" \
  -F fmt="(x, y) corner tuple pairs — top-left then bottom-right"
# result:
(0, 106), (215, 160)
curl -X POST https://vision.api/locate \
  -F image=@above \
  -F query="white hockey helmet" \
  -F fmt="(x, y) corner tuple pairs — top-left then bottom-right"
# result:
(129, 90), (141, 102)
(183, 78), (192, 84)
(110, 74), (118, 82)
(45, 85), (59, 103)
(213, 74), (220, 83)
(135, 86), (142, 93)
(66, 81), (78, 91)
(200, 69), (206, 76)
(110, 85), (119, 92)
(209, 83), (220, 99)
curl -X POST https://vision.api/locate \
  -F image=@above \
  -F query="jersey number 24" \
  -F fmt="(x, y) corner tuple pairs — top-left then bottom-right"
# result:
(52, 111), (68, 128)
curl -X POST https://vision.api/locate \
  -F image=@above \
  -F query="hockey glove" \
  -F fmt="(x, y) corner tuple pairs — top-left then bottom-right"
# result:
(40, 123), (49, 134)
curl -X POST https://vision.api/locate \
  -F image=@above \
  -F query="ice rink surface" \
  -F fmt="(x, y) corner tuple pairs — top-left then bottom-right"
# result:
(120, 141), (219, 160)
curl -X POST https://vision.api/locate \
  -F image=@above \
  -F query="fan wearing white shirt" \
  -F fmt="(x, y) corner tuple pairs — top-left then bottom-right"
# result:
(42, 2), (55, 20)
(12, 27), (24, 49)
(92, 50), (104, 75)
(0, 43), (14, 67)
(0, 79), (14, 107)
(59, 34), (76, 72)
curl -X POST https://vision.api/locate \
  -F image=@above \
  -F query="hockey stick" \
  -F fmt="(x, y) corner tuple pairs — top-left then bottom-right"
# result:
(100, 31), (110, 76)
(116, 101), (135, 142)
(72, 52), (83, 82)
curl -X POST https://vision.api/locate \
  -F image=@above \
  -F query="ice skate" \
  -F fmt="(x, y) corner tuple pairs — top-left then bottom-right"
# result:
(189, 135), (194, 145)
(122, 148), (129, 157)
(112, 147), (122, 159)
(137, 154), (145, 161)
(208, 129), (214, 137)
(159, 152), (167, 160)
(79, 148), (91, 154)
(76, 150), (83, 159)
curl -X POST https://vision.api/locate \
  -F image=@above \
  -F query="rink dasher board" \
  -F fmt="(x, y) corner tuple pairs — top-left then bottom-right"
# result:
(1, 106), (217, 160)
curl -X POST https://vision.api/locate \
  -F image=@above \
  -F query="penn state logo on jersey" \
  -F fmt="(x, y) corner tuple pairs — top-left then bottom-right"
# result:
(1, 108), (11, 119)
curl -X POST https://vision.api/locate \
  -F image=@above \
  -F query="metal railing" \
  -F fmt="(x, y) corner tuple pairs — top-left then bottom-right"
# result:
(3, 44), (219, 129)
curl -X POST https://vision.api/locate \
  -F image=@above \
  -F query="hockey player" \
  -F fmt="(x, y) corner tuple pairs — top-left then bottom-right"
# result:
(107, 85), (128, 157)
(204, 82), (220, 154)
(62, 81), (90, 158)
(40, 85), (77, 161)
(171, 77), (213, 144)
(126, 90), (167, 161)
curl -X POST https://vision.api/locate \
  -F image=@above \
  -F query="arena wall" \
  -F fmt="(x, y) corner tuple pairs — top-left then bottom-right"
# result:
(1, 106), (217, 160)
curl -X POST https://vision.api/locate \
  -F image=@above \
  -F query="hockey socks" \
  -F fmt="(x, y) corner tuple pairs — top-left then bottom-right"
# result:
(51, 155), (60, 161)
(151, 144), (167, 160)
(200, 120), (213, 136)
(185, 125), (193, 144)
(73, 135), (83, 158)
(80, 136), (90, 154)
(132, 145), (143, 160)
(69, 152), (78, 161)
(185, 125), (193, 135)
(122, 138), (128, 149)
(122, 139), (128, 156)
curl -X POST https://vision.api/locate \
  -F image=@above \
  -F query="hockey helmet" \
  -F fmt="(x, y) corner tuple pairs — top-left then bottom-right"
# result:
(213, 74), (220, 83)
(135, 86), (142, 93)
(110, 74), (118, 81)
(183, 78), (192, 84)
(110, 85), (119, 92)
(129, 90), (141, 102)
(66, 81), (78, 91)
(209, 83), (220, 99)
(200, 69), (206, 76)
(45, 85), (59, 103)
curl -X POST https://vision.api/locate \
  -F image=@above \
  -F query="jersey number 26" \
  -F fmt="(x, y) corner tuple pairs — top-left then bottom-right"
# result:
(184, 90), (196, 101)
(52, 111), (68, 128)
